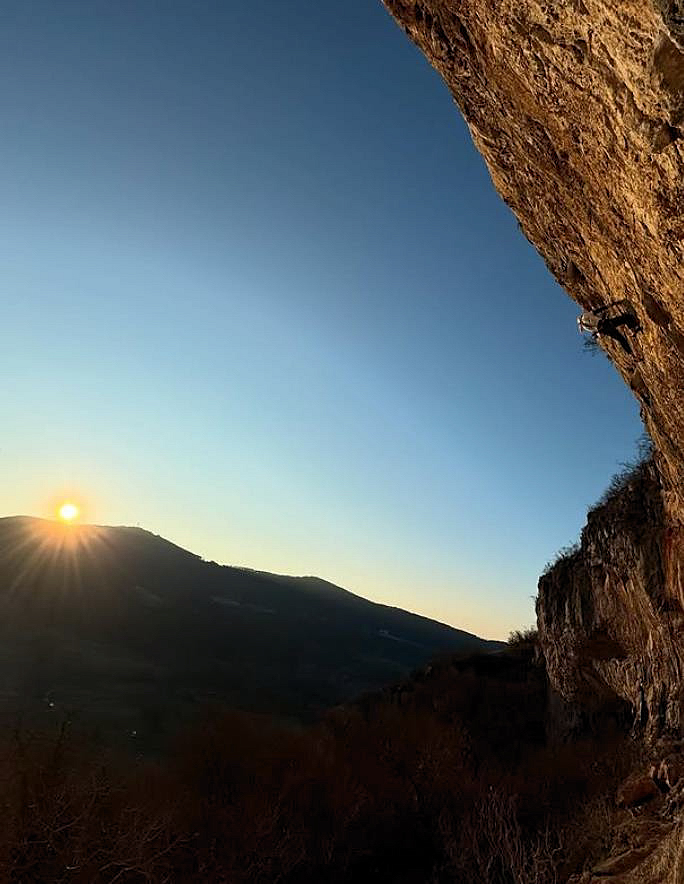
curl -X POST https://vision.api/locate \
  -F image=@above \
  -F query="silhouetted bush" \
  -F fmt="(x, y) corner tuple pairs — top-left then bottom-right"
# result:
(582, 437), (662, 556)
(592, 437), (656, 514)
(507, 627), (538, 648)
(541, 541), (581, 578)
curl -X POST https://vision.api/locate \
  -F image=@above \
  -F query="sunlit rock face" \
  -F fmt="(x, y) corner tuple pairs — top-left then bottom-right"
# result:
(383, 0), (684, 734)
(536, 461), (684, 737)
(383, 0), (684, 512)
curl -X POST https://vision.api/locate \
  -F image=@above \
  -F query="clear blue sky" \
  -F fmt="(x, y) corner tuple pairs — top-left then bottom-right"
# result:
(1, 1), (642, 639)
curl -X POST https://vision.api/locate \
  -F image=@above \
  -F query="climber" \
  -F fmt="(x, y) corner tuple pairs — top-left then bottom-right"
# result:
(577, 300), (641, 355)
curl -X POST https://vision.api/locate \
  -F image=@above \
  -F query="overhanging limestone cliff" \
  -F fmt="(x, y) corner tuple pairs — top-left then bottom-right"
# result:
(383, 0), (684, 513)
(383, 0), (684, 735)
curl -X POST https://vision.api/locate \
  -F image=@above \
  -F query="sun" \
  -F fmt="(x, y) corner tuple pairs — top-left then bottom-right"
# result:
(58, 502), (80, 523)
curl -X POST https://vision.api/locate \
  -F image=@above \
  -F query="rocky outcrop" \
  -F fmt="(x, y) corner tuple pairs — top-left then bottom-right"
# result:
(382, 0), (684, 744)
(570, 818), (680, 884)
(569, 741), (684, 882)
(382, 0), (684, 513)
(536, 458), (684, 736)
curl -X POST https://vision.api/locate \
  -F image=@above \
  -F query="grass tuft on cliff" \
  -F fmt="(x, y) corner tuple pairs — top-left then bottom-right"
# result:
(591, 434), (656, 515)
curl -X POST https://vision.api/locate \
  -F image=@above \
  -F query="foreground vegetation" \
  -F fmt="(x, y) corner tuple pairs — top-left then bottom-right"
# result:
(0, 646), (636, 883)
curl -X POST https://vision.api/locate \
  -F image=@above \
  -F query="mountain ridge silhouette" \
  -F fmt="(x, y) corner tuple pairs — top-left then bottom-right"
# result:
(0, 515), (501, 748)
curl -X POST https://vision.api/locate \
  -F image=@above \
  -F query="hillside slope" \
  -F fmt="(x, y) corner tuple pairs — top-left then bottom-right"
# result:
(0, 516), (498, 745)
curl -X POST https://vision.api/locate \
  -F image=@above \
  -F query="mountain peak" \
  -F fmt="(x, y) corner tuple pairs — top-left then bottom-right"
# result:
(0, 513), (501, 745)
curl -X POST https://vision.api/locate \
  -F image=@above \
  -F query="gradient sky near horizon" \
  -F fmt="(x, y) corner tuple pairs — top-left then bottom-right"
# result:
(2, 1), (643, 639)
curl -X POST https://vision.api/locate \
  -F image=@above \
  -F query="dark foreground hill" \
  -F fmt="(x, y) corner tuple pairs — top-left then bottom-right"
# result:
(0, 516), (500, 746)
